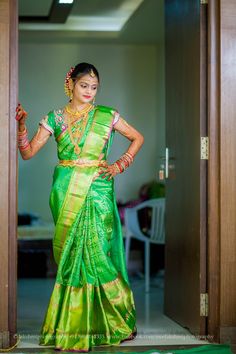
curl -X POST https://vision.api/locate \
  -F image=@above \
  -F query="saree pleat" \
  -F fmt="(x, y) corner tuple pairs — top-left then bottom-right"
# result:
(39, 106), (136, 351)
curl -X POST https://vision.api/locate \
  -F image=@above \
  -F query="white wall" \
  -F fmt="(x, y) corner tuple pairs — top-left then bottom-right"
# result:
(18, 41), (165, 222)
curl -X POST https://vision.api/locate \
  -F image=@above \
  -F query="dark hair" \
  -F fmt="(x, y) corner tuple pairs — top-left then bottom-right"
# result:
(71, 62), (100, 82)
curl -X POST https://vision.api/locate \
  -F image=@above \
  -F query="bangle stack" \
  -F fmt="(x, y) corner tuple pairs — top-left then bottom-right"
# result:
(113, 152), (134, 174)
(17, 127), (30, 151)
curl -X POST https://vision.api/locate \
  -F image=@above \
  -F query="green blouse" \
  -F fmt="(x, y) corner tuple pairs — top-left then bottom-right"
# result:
(39, 107), (119, 161)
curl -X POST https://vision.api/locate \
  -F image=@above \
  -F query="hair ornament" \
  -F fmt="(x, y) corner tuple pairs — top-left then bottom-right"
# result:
(89, 69), (96, 78)
(64, 66), (75, 98)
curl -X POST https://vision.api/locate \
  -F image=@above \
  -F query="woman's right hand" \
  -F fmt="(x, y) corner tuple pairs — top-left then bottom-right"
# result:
(15, 103), (28, 123)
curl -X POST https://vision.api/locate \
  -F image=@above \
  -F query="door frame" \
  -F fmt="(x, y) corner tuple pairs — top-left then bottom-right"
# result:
(207, 0), (221, 343)
(9, 0), (19, 346)
(0, 0), (18, 349)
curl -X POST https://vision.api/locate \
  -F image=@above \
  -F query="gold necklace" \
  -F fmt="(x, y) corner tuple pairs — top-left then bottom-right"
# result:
(64, 103), (94, 154)
(65, 103), (93, 118)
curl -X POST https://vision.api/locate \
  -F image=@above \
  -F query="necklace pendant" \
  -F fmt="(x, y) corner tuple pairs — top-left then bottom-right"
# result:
(75, 145), (81, 154)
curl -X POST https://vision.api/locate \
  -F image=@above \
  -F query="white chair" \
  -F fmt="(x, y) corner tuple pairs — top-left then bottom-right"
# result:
(124, 198), (165, 292)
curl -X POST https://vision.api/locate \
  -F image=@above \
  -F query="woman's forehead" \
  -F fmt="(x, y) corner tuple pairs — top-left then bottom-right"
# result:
(77, 74), (98, 84)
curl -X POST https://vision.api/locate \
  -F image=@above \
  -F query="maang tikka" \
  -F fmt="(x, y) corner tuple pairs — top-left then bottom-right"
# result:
(89, 68), (96, 78)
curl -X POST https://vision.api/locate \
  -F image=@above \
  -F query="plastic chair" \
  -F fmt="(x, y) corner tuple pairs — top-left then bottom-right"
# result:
(124, 198), (165, 292)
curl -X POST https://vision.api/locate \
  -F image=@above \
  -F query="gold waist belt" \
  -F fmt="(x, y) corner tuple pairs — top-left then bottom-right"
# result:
(58, 159), (107, 168)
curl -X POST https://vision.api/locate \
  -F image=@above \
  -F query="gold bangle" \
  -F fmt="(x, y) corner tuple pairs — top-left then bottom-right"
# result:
(18, 127), (27, 135)
(113, 162), (121, 174)
(124, 152), (134, 162)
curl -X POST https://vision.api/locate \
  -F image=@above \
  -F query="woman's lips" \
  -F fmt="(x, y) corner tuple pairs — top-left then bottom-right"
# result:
(83, 95), (92, 99)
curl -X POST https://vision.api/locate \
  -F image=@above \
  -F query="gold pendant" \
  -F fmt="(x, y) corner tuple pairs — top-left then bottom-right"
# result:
(75, 145), (81, 154)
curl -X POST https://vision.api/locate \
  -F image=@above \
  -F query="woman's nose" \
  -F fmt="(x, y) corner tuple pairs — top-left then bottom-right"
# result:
(85, 86), (92, 94)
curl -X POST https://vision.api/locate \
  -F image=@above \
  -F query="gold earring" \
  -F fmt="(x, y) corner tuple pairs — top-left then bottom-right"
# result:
(68, 79), (74, 101)
(64, 67), (75, 98)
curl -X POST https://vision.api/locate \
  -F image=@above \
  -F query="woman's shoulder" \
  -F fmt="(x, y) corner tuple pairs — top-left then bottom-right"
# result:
(47, 107), (64, 116)
(45, 108), (65, 124)
(39, 108), (64, 132)
(95, 104), (118, 115)
(95, 105), (120, 127)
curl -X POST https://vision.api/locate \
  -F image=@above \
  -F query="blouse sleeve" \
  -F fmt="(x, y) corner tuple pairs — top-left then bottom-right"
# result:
(112, 111), (120, 127)
(39, 110), (55, 136)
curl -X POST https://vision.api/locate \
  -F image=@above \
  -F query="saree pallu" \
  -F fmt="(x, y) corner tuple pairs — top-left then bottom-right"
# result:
(38, 105), (136, 352)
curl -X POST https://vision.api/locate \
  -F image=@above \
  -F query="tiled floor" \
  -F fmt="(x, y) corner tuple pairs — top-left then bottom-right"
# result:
(16, 272), (209, 350)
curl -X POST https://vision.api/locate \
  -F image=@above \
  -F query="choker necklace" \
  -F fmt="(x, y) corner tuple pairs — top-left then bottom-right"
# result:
(64, 103), (94, 154)
(65, 103), (93, 118)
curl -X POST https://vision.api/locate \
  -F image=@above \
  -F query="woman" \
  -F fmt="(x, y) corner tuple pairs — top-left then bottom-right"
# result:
(16, 62), (144, 352)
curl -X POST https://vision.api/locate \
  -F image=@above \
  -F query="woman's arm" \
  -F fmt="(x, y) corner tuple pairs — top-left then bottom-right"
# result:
(18, 125), (51, 160)
(99, 116), (144, 180)
(113, 117), (144, 157)
(16, 104), (51, 160)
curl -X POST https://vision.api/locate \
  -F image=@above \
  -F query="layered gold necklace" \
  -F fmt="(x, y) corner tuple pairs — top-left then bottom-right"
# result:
(64, 103), (94, 154)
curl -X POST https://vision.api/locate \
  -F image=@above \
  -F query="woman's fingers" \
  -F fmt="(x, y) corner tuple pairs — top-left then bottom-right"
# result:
(98, 153), (105, 161)
(103, 172), (111, 177)
(101, 170), (112, 178)
(16, 112), (27, 121)
(15, 104), (28, 121)
(103, 170), (116, 179)
(98, 165), (117, 179)
(15, 111), (24, 121)
(16, 103), (23, 114)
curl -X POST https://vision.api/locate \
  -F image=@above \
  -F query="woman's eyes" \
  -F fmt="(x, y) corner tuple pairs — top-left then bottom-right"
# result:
(80, 84), (97, 90)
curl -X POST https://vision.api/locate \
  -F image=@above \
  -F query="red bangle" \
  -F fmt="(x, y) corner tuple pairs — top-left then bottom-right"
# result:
(116, 161), (123, 173)
(113, 162), (120, 174)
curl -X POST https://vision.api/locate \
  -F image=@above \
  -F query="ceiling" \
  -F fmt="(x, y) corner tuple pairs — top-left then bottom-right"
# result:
(19, 0), (53, 17)
(19, 0), (164, 44)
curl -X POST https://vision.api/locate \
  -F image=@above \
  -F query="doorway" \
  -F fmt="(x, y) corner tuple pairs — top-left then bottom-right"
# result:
(16, 0), (209, 349)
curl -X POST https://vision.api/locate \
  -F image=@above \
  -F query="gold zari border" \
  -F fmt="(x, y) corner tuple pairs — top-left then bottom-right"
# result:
(54, 272), (124, 290)
(58, 159), (107, 168)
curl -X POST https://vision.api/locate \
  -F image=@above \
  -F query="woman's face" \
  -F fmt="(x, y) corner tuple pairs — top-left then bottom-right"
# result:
(72, 74), (99, 104)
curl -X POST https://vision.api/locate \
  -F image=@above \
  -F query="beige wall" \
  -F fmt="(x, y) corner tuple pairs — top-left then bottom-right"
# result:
(18, 41), (165, 222)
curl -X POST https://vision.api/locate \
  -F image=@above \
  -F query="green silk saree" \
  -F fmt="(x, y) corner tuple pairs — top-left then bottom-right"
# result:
(38, 105), (136, 352)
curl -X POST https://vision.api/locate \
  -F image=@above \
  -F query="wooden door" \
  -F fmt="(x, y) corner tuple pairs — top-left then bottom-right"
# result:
(164, 0), (207, 335)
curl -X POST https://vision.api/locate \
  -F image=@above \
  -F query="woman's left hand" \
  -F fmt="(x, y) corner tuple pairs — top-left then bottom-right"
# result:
(98, 164), (119, 181)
